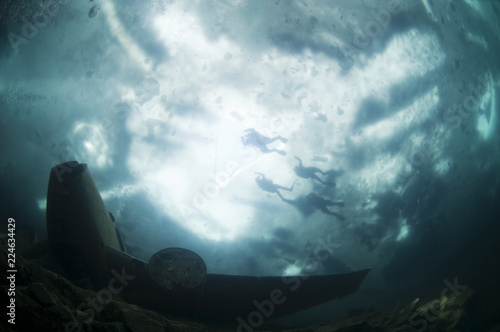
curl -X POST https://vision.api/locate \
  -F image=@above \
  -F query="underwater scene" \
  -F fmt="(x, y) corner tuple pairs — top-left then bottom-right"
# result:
(0, 0), (499, 331)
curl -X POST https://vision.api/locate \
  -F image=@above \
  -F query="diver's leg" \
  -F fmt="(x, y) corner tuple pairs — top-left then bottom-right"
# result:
(332, 212), (346, 221)
(257, 145), (272, 154)
(311, 174), (322, 183)
(319, 206), (333, 215)
(324, 169), (339, 176)
(326, 201), (344, 207)
(258, 138), (273, 145)
(275, 190), (285, 200)
(312, 174), (328, 184)
(270, 148), (286, 156)
(265, 136), (279, 144)
(312, 167), (327, 175)
(260, 136), (288, 144)
(275, 183), (294, 192)
(277, 135), (288, 143)
(290, 179), (296, 191)
(320, 207), (346, 221)
(313, 175), (336, 187)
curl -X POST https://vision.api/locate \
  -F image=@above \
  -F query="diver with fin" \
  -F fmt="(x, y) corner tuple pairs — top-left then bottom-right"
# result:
(293, 156), (337, 187)
(281, 192), (345, 221)
(242, 128), (288, 155)
(255, 172), (295, 200)
(305, 193), (345, 221)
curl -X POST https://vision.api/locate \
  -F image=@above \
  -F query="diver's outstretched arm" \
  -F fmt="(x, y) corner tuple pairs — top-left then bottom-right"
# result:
(319, 206), (345, 221)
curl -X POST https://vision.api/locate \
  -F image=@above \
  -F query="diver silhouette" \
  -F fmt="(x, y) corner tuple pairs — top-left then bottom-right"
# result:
(255, 172), (295, 200)
(281, 192), (345, 221)
(242, 128), (288, 155)
(293, 156), (336, 187)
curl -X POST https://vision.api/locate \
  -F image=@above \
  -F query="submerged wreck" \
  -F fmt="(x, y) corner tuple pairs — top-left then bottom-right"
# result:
(45, 161), (371, 327)
(0, 162), (488, 331)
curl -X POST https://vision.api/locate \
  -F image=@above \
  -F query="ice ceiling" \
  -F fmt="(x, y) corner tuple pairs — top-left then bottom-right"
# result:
(1, 0), (499, 321)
